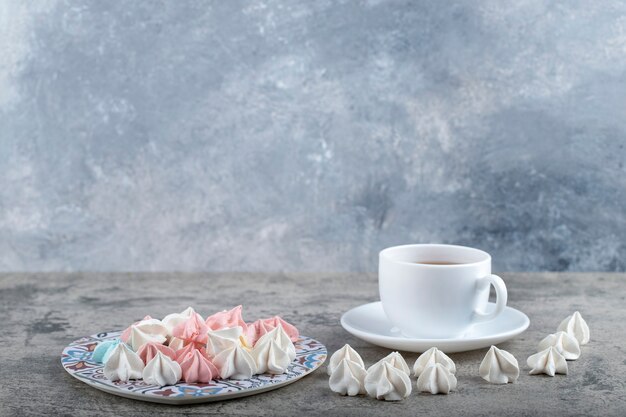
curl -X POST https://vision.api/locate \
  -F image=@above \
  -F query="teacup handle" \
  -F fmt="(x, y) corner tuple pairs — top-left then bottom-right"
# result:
(473, 274), (508, 322)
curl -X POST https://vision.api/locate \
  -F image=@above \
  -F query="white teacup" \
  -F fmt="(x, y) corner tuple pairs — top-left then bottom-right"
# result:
(379, 244), (507, 339)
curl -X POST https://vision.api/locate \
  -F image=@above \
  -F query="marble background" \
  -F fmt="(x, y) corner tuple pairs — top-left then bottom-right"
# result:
(1, 0), (625, 272)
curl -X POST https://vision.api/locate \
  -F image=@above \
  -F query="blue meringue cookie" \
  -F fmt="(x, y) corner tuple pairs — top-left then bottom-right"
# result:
(92, 339), (121, 364)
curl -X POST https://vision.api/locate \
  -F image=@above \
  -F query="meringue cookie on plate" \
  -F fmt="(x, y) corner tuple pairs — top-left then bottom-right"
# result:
(168, 337), (186, 351)
(254, 326), (296, 362)
(527, 346), (568, 376)
(213, 342), (257, 379)
(172, 313), (209, 345)
(205, 305), (248, 332)
(103, 343), (145, 382)
(329, 358), (367, 396)
(413, 347), (456, 377)
(417, 363), (457, 394)
(174, 343), (207, 363)
(162, 307), (203, 335)
(179, 349), (220, 383)
(143, 351), (182, 386)
(364, 359), (412, 401)
(246, 316), (300, 345)
(207, 326), (245, 357)
(92, 339), (120, 364)
(120, 316), (168, 344)
(252, 336), (291, 374)
(479, 345), (519, 384)
(538, 331), (581, 360)
(137, 341), (177, 364)
(557, 311), (590, 345)
(327, 344), (365, 376)
(126, 324), (168, 352)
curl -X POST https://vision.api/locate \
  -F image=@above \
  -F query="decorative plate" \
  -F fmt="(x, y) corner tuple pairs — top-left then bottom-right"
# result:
(61, 331), (327, 404)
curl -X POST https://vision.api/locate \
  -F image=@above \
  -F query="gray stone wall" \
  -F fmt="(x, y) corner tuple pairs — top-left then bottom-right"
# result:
(1, 0), (625, 272)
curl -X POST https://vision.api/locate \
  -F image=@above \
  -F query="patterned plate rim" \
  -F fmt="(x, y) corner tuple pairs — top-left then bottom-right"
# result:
(61, 331), (327, 405)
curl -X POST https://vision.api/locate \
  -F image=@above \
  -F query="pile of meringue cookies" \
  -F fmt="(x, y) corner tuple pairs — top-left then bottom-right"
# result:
(92, 306), (300, 386)
(328, 311), (590, 401)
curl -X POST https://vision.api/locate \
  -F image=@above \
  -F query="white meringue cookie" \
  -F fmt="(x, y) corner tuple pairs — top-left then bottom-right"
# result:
(538, 331), (581, 360)
(252, 337), (291, 374)
(213, 343), (257, 379)
(329, 358), (367, 396)
(127, 324), (167, 352)
(142, 351), (182, 386)
(557, 311), (590, 345)
(103, 343), (145, 382)
(327, 344), (365, 376)
(255, 326), (296, 362)
(416, 363), (457, 394)
(365, 360), (412, 401)
(527, 346), (568, 376)
(479, 345), (519, 384)
(377, 351), (411, 375)
(207, 326), (245, 356)
(162, 307), (202, 335)
(413, 347), (456, 377)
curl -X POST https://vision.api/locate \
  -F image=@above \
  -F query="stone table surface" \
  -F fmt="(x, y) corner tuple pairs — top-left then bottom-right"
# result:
(0, 272), (624, 416)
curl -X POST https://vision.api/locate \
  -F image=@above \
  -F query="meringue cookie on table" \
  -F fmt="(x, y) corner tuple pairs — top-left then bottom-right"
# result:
(479, 345), (519, 384)
(142, 351), (182, 386)
(413, 347), (456, 377)
(205, 305), (248, 332)
(172, 313), (209, 345)
(557, 311), (590, 345)
(92, 339), (120, 364)
(364, 357), (412, 401)
(120, 316), (168, 345)
(327, 344), (365, 376)
(179, 349), (220, 383)
(126, 325), (168, 352)
(162, 307), (203, 335)
(538, 331), (581, 360)
(252, 335), (291, 374)
(246, 316), (300, 345)
(104, 343), (145, 382)
(213, 342), (257, 379)
(137, 341), (177, 365)
(417, 363), (457, 394)
(207, 326), (245, 357)
(527, 346), (568, 376)
(329, 358), (367, 396)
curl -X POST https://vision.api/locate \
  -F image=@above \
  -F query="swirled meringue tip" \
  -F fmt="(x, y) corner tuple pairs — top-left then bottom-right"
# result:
(172, 312), (209, 345)
(416, 363), (457, 394)
(127, 325), (168, 352)
(372, 351), (410, 376)
(174, 342), (207, 364)
(213, 342), (257, 379)
(252, 337), (292, 375)
(179, 349), (220, 383)
(143, 351), (182, 387)
(365, 359), (412, 400)
(329, 357), (367, 396)
(538, 331), (581, 360)
(103, 343), (145, 382)
(479, 345), (519, 384)
(207, 326), (245, 357)
(93, 339), (121, 364)
(120, 315), (153, 342)
(205, 305), (248, 332)
(557, 311), (590, 345)
(413, 347), (456, 377)
(527, 346), (568, 376)
(138, 341), (177, 365)
(254, 325), (296, 362)
(327, 344), (365, 376)
(162, 307), (204, 335)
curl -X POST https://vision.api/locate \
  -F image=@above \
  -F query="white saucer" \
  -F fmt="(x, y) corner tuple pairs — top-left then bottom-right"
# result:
(340, 301), (530, 353)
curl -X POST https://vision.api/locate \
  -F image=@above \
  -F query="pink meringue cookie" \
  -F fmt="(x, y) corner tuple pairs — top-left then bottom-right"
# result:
(120, 315), (152, 342)
(247, 316), (299, 345)
(205, 305), (248, 332)
(174, 343), (207, 363)
(137, 342), (177, 365)
(172, 313), (209, 345)
(179, 350), (220, 383)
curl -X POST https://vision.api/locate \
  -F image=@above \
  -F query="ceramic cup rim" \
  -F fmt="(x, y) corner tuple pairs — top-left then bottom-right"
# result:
(379, 243), (491, 268)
